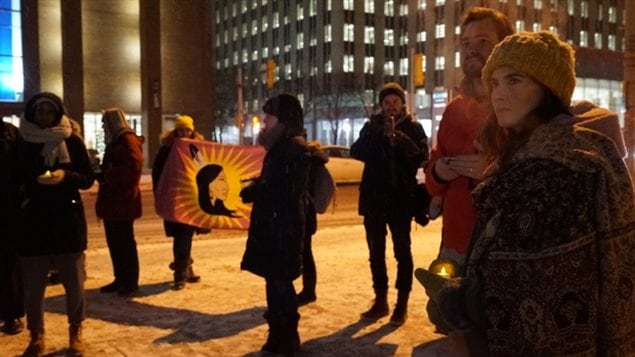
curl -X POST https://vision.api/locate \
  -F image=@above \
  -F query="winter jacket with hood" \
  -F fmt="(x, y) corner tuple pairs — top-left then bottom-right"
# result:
(96, 109), (144, 221)
(16, 93), (94, 256)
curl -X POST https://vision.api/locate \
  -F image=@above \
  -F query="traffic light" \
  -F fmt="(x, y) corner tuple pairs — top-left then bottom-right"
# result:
(413, 53), (424, 87)
(266, 59), (276, 88)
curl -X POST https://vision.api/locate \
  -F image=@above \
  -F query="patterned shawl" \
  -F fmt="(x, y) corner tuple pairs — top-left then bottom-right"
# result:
(467, 117), (635, 355)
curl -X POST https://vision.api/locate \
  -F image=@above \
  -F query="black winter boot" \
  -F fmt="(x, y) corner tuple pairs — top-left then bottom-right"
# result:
(361, 289), (389, 320)
(22, 329), (45, 357)
(262, 311), (301, 356)
(390, 290), (409, 326)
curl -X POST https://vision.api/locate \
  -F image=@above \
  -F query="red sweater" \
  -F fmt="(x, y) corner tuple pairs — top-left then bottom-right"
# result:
(424, 94), (488, 254)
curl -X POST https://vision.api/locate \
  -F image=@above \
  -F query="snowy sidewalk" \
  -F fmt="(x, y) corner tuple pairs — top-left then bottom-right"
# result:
(2, 221), (449, 356)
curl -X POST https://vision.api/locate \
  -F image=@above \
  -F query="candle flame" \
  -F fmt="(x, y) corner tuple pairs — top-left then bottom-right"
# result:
(438, 266), (449, 277)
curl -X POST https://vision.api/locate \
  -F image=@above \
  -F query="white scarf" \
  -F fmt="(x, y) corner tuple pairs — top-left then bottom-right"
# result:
(20, 115), (73, 166)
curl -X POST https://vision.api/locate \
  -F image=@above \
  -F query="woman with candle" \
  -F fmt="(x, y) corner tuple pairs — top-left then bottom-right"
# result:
(436, 32), (634, 355)
(15, 92), (94, 356)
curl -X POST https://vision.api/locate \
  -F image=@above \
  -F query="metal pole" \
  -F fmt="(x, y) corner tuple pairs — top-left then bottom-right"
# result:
(624, 0), (635, 179)
(409, 47), (416, 118)
(237, 67), (244, 145)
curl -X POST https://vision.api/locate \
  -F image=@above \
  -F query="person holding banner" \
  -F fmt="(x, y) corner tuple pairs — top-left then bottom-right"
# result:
(96, 108), (144, 296)
(240, 93), (310, 355)
(152, 115), (205, 290)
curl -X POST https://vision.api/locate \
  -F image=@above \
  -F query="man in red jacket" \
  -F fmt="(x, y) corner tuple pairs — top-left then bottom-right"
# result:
(424, 7), (513, 270)
(96, 108), (144, 296)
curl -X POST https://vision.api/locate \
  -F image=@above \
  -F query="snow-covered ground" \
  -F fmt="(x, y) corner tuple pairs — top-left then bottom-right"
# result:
(1, 220), (450, 356)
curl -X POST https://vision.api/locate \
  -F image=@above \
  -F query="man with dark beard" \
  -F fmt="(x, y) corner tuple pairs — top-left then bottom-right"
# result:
(240, 93), (310, 355)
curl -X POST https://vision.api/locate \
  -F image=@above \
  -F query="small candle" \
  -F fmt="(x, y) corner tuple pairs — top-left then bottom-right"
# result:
(437, 266), (450, 278)
(44, 170), (52, 177)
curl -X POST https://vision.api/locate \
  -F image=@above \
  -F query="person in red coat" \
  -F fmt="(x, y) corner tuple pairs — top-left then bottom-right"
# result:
(96, 108), (144, 296)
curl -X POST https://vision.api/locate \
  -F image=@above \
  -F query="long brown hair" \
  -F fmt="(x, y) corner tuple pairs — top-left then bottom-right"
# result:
(478, 85), (569, 172)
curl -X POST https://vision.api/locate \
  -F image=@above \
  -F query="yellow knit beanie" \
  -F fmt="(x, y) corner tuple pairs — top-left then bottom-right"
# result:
(175, 115), (195, 131)
(482, 31), (576, 106)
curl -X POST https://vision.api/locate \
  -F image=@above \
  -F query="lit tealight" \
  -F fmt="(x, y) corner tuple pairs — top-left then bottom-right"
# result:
(44, 170), (52, 177)
(437, 266), (450, 278)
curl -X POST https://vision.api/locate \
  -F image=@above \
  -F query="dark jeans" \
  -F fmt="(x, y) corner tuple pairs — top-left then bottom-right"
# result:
(363, 215), (413, 292)
(20, 253), (86, 332)
(173, 230), (194, 281)
(265, 278), (297, 317)
(300, 232), (316, 294)
(0, 249), (24, 320)
(104, 220), (139, 288)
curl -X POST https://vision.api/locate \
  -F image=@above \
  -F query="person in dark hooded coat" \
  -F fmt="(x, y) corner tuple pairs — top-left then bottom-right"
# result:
(240, 93), (310, 356)
(96, 108), (144, 296)
(15, 92), (94, 356)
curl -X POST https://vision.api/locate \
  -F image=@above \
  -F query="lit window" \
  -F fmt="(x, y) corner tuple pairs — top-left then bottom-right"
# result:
(385, 0), (394, 16)
(297, 33), (304, 49)
(435, 24), (445, 39)
(344, 23), (355, 42)
(580, 30), (588, 47)
(343, 55), (354, 72)
(567, 0), (574, 15)
(251, 19), (258, 35)
(581, 1), (588, 17)
(344, 0), (354, 10)
(364, 0), (374, 13)
(608, 7), (616, 23)
(435, 56), (445, 70)
(297, 4), (304, 20)
(594, 33), (602, 49)
(400, 35), (408, 46)
(385, 29), (394, 45)
(417, 31), (426, 42)
(455, 51), (460, 68)
(262, 16), (268, 32)
(325, 60), (332, 73)
(515, 20), (525, 32)
(364, 57), (374, 73)
(243, 49), (248, 63)
(273, 12), (279, 28)
(365, 27), (375, 44)
(285, 64), (292, 79)
(435, 0), (446, 6)
(418, 0), (426, 10)
(399, 58), (408, 75)
(549, 26), (559, 35)
(384, 61), (395, 76)
(608, 35), (616, 50)
(310, 0), (317, 16)
(325, 24), (332, 42)
(252, 50), (258, 60)
(1, 1), (25, 102)
(263, 48), (269, 57)
(533, 23), (541, 32)
(399, 4), (408, 15)
(534, 0), (542, 9)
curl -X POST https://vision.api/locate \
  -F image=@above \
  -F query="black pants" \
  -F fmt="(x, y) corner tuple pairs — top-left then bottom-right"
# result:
(173, 230), (194, 282)
(0, 249), (24, 321)
(363, 215), (413, 292)
(104, 220), (139, 288)
(300, 231), (316, 294)
(265, 278), (297, 316)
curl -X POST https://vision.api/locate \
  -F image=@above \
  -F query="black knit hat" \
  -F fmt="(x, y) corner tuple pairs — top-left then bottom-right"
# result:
(378, 82), (406, 104)
(262, 93), (304, 137)
(24, 92), (67, 125)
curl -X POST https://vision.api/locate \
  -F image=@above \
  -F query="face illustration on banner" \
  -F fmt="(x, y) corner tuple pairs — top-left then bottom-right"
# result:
(196, 164), (239, 217)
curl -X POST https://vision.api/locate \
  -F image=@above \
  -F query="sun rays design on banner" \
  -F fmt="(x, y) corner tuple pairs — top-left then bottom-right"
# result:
(172, 140), (264, 229)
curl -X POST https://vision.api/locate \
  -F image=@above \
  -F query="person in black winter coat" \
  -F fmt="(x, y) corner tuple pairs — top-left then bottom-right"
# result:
(0, 121), (25, 336)
(240, 93), (310, 355)
(351, 82), (428, 326)
(152, 115), (205, 290)
(16, 92), (94, 356)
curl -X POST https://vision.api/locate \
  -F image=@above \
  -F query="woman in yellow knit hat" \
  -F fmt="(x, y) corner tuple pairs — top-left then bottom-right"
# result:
(151, 114), (206, 290)
(434, 31), (634, 355)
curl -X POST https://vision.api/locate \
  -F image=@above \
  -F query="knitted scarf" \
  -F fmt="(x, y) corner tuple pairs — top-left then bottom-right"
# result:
(20, 115), (73, 166)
